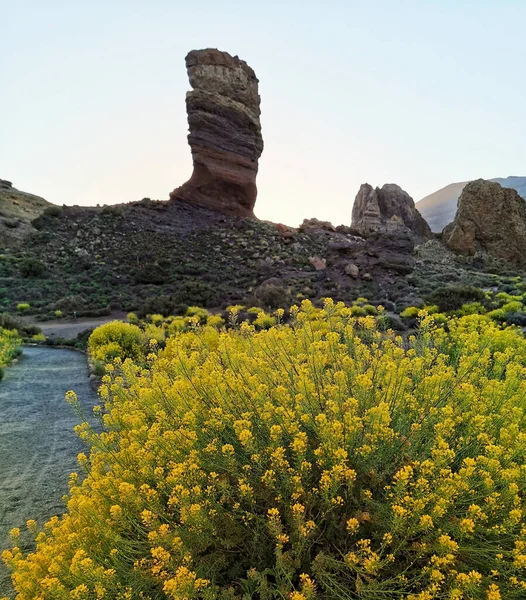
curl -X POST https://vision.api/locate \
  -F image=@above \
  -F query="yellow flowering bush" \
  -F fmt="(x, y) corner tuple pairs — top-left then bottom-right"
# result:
(4, 301), (526, 599)
(0, 326), (21, 378)
(88, 321), (147, 363)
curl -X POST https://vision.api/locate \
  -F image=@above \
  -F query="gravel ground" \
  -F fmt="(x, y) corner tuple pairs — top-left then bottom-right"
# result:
(0, 346), (98, 596)
(35, 312), (127, 340)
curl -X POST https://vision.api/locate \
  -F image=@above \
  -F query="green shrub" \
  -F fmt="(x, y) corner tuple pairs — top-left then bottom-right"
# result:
(16, 303), (30, 312)
(376, 314), (405, 331)
(487, 309), (506, 323)
(426, 285), (486, 313)
(206, 314), (225, 328)
(19, 258), (46, 278)
(0, 313), (20, 330)
(501, 301), (524, 314)
(185, 306), (210, 323)
(148, 314), (165, 325)
(143, 324), (166, 345)
(101, 204), (123, 216)
(456, 302), (486, 316)
(91, 360), (106, 377)
(253, 283), (289, 309)
(253, 311), (277, 329)
(494, 292), (522, 306)
(362, 304), (378, 316)
(138, 295), (176, 317)
(53, 295), (87, 314)
(504, 312), (526, 327)
(423, 304), (439, 314)
(400, 306), (419, 318)
(43, 205), (63, 217)
(167, 316), (187, 334)
(171, 281), (218, 309)
(133, 263), (168, 285)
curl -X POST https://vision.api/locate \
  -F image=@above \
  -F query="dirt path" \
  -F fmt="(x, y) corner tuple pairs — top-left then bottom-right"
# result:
(0, 346), (98, 596)
(34, 312), (127, 340)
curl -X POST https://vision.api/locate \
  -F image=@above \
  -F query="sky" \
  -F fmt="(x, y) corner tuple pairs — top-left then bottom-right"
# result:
(2, 0), (525, 227)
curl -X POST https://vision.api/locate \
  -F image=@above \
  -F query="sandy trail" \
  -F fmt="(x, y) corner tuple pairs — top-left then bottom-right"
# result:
(35, 312), (127, 340)
(0, 346), (98, 596)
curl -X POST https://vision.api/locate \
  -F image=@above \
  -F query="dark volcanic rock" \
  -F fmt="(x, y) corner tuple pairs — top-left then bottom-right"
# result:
(443, 179), (526, 265)
(327, 231), (415, 277)
(352, 183), (432, 242)
(170, 48), (263, 218)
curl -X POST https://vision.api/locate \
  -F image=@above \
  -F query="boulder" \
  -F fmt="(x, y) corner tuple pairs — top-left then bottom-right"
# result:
(351, 183), (432, 242)
(344, 262), (359, 278)
(443, 179), (526, 265)
(170, 49), (263, 217)
(309, 256), (327, 270)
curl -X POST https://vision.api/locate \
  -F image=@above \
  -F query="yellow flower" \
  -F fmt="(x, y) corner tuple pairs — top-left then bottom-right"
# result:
(459, 518), (475, 534)
(346, 518), (360, 534)
(221, 444), (235, 455)
(487, 584), (501, 600)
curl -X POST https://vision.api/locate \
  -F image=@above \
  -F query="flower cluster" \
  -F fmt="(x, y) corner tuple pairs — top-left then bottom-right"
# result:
(0, 326), (21, 373)
(4, 301), (526, 599)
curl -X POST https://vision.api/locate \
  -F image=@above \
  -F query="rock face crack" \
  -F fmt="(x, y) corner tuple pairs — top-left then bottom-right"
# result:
(170, 49), (263, 217)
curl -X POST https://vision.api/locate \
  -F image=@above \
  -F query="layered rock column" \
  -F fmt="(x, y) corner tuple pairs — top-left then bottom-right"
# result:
(170, 49), (263, 217)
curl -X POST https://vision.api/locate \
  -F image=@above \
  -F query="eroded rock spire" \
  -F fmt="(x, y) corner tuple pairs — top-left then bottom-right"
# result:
(170, 49), (263, 217)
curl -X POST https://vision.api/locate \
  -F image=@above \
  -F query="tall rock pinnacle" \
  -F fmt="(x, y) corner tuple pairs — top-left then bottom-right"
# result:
(169, 49), (264, 217)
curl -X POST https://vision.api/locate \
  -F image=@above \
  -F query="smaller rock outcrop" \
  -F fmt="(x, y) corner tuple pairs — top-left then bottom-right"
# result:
(170, 48), (263, 218)
(300, 218), (336, 232)
(443, 179), (526, 265)
(352, 183), (432, 242)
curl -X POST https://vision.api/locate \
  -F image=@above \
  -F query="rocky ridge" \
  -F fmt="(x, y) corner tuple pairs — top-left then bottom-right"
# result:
(3, 48), (526, 321)
(351, 183), (432, 242)
(169, 49), (263, 217)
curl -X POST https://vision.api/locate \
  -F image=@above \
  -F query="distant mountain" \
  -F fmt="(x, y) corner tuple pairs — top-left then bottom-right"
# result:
(416, 176), (526, 233)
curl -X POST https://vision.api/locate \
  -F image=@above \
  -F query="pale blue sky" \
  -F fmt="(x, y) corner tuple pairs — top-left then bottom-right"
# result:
(2, 0), (525, 226)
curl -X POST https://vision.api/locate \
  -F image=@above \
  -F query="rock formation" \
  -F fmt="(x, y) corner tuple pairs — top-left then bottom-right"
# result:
(443, 179), (526, 265)
(351, 183), (432, 242)
(170, 49), (263, 217)
(417, 175), (526, 232)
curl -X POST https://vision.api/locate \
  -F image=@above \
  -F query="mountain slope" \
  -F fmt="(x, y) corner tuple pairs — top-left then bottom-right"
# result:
(0, 179), (53, 244)
(417, 176), (526, 233)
